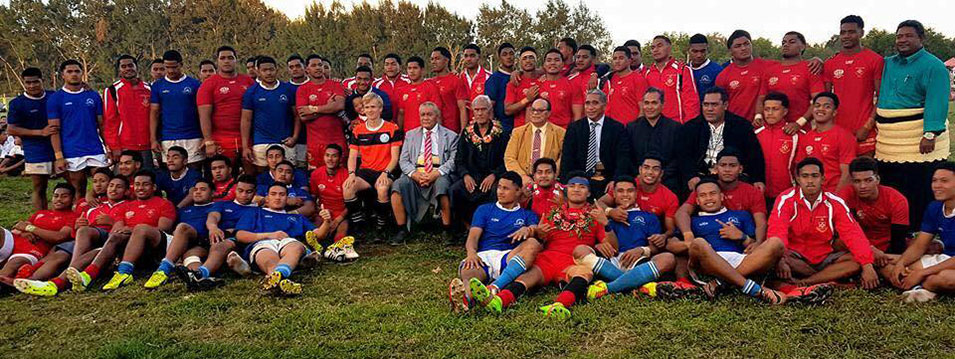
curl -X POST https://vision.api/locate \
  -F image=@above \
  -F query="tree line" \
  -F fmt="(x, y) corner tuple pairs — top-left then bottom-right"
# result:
(1, 0), (953, 95)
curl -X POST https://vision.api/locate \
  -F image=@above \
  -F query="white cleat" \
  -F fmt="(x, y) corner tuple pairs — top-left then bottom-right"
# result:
(902, 286), (938, 303)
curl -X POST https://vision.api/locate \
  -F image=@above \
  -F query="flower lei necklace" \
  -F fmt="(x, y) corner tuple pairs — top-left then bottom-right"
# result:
(545, 202), (595, 237)
(465, 120), (503, 148)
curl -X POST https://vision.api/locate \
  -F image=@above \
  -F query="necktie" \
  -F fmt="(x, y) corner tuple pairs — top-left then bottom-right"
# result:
(423, 130), (433, 173)
(531, 129), (542, 163)
(586, 122), (599, 173)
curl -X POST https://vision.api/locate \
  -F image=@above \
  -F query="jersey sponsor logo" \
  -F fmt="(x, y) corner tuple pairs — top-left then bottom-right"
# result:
(768, 77), (779, 86)
(309, 94), (318, 102)
(833, 69), (845, 79)
(316, 184), (326, 191)
(729, 80), (740, 89)
(805, 145), (814, 155)
(219, 87), (230, 94)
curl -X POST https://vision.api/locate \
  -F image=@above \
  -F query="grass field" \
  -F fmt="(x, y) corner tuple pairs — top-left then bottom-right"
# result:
(0, 106), (954, 358)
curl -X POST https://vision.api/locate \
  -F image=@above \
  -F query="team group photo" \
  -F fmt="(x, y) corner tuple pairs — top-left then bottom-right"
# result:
(1, 0), (955, 357)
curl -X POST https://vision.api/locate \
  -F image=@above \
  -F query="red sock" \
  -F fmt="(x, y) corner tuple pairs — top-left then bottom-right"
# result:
(555, 290), (576, 308)
(84, 264), (101, 279)
(498, 289), (516, 308)
(777, 284), (798, 293)
(51, 277), (68, 290)
(676, 277), (696, 286)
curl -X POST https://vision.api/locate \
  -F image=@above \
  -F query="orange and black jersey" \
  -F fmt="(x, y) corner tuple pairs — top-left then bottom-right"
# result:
(348, 120), (404, 172)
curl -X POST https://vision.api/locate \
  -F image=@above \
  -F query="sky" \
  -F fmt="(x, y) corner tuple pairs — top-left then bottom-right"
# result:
(262, 0), (955, 44)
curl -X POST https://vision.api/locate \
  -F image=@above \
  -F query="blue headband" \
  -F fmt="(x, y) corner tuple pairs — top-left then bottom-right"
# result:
(567, 177), (590, 187)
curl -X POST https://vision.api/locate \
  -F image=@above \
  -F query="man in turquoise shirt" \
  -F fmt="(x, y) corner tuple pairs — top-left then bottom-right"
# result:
(876, 19), (953, 228)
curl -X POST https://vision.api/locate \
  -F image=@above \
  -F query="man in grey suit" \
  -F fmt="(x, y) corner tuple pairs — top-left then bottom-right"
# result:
(391, 102), (459, 245)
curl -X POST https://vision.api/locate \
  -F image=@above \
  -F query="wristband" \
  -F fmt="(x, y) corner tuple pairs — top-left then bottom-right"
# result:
(640, 246), (651, 255)
(796, 117), (808, 126)
(754, 114), (763, 121)
(54, 151), (64, 160)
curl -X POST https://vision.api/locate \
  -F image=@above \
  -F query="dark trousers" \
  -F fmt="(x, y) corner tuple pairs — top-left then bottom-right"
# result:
(878, 160), (943, 233)
(450, 178), (497, 225)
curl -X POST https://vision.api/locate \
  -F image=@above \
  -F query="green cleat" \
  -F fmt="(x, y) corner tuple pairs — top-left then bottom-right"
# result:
(538, 302), (571, 320)
(65, 267), (91, 293)
(468, 277), (503, 314)
(102, 272), (133, 291)
(144, 271), (169, 289)
(587, 280), (609, 301)
(14, 279), (58, 297)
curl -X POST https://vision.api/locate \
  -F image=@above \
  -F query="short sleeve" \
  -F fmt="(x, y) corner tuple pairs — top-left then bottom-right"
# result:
(504, 82), (519, 104)
(286, 85), (297, 107)
(742, 213), (757, 237)
(470, 205), (489, 229)
(526, 210), (540, 226)
(93, 92), (103, 116)
(241, 87), (255, 110)
(196, 79), (214, 106)
(46, 94), (60, 119)
(749, 187), (767, 214)
(161, 200), (177, 221)
(808, 70), (826, 94)
(150, 83), (161, 104)
(890, 190), (910, 226)
(647, 213), (662, 234)
(570, 81), (584, 105)
(839, 130), (857, 164)
(235, 210), (258, 232)
(663, 192), (679, 218)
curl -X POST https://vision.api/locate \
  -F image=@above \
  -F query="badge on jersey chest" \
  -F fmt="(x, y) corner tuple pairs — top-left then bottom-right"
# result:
(833, 69), (845, 79)
(665, 74), (676, 87)
(729, 80), (740, 89)
(779, 140), (792, 154)
(219, 87), (230, 94)
(814, 216), (828, 233)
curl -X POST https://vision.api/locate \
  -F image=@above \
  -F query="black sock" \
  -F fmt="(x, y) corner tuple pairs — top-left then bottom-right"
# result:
(375, 200), (392, 228)
(564, 277), (590, 304)
(345, 198), (364, 224)
(503, 281), (527, 299)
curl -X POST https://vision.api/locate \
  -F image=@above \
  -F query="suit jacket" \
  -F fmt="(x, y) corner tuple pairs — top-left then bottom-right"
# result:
(627, 116), (682, 191)
(504, 122), (566, 177)
(677, 111), (765, 185)
(399, 125), (459, 178)
(455, 123), (510, 180)
(559, 116), (631, 182)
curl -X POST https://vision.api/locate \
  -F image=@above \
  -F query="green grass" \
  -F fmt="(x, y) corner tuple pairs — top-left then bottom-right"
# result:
(0, 105), (954, 358)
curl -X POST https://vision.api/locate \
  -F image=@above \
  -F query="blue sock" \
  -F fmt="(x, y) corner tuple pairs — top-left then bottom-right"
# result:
(593, 257), (624, 281)
(157, 259), (174, 275)
(741, 279), (762, 297)
(117, 261), (135, 275)
(490, 255), (526, 289)
(607, 261), (660, 294)
(275, 264), (292, 279)
(198, 266), (211, 279)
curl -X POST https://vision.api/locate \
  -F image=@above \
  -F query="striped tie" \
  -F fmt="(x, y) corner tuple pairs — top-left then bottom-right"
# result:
(531, 129), (542, 163)
(586, 122), (598, 173)
(423, 130), (433, 173)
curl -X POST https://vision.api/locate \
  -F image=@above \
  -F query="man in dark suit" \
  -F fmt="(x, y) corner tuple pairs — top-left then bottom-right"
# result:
(559, 89), (631, 196)
(627, 87), (682, 195)
(678, 86), (765, 195)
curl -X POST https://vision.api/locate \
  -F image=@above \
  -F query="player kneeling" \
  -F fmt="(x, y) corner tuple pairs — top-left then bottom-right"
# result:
(448, 171), (541, 313)
(144, 179), (219, 290)
(658, 178), (790, 305)
(582, 177), (676, 300)
(235, 182), (328, 296)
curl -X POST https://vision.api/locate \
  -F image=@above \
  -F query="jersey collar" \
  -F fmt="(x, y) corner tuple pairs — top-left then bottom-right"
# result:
(61, 86), (84, 94)
(23, 91), (46, 100)
(495, 202), (521, 212)
(262, 207), (287, 214)
(690, 59), (711, 71)
(164, 74), (187, 84)
(697, 207), (728, 216)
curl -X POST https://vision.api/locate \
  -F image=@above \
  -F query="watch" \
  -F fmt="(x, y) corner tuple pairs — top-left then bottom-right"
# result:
(25, 224), (36, 233)
(923, 132), (937, 141)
